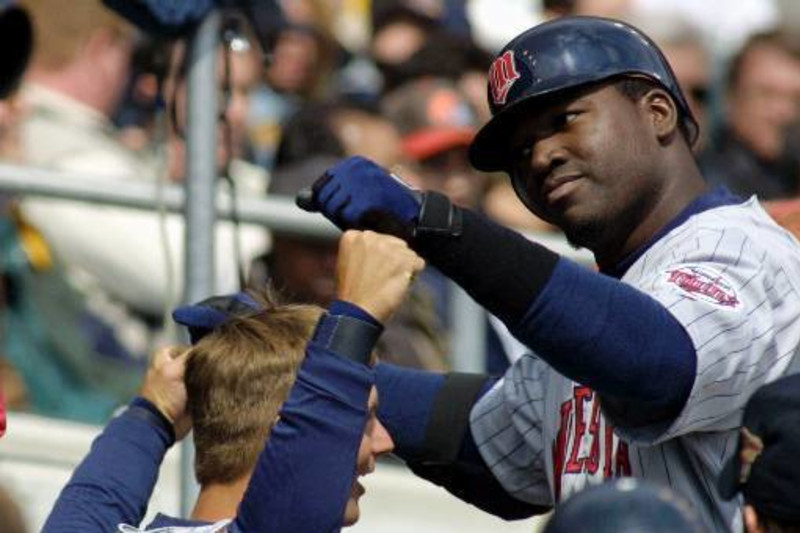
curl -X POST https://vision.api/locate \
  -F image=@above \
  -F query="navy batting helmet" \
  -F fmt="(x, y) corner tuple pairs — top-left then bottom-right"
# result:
(543, 479), (705, 533)
(468, 16), (699, 173)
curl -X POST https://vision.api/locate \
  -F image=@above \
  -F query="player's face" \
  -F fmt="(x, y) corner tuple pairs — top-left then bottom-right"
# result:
(343, 387), (394, 526)
(509, 83), (665, 253)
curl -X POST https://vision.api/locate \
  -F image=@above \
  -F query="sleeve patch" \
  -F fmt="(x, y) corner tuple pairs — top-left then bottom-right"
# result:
(664, 265), (740, 309)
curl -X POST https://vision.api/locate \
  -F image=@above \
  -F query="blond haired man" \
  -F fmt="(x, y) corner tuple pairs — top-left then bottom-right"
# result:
(45, 230), (422, 532)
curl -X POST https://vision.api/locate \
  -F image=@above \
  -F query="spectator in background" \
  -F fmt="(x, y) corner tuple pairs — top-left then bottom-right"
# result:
(382, 78), (487, 209)
(113, 36), (173, 154)
(718, 373), (800, 533)
(0, 0), (144, 423)
(370, 3), (439, 94)
(17, 0), (267, 322)
(382, 77), (550, 231)
(0, 0), (33, 438)
(392, 31), (494, 123)
(19, 0), (148, 177)
(247, 0), (339, 170)
(164, 21), (269, 194)
(700, 30), (800, 200)
(252, 102), (450, 371)
(543, 478), (705, 533)
(382, 78), (545, 372)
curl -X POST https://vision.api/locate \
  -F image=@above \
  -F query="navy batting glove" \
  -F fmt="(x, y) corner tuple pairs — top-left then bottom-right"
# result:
(299, 156), (422, 240)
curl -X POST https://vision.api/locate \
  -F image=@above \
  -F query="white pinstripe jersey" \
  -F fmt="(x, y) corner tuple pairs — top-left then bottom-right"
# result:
(470, 197), (800, 533)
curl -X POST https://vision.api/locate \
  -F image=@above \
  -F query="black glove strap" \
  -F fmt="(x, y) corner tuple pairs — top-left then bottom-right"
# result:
(311, 313), (383, 366)
(414, 191), (463, 239)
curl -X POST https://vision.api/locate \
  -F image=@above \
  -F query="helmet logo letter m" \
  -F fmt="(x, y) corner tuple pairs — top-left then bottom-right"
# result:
(489, 50), (521, 106)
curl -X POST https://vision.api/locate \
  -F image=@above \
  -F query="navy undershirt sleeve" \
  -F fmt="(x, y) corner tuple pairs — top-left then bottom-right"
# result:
(42, 398), (174, 532)
(375, 363), (446, 459)
(415, 207), (696, 418)
(515, 258), (696, 411)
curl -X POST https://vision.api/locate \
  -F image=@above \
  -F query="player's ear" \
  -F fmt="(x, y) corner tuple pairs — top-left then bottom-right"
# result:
(641, 88), (679, 144)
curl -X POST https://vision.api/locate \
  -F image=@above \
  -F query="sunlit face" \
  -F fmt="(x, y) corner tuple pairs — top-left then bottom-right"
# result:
(509, 83), (664, 252)
(342, 387), (394, 527)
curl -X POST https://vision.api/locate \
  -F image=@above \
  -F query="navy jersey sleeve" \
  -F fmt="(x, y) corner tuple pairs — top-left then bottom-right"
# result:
(42, 399), (175, 532)
(232, 310), (379, 533)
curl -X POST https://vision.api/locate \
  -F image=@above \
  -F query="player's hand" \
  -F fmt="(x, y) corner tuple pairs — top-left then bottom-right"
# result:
(297, 156), (423, 240)
(140, 345), (192, 441)
(336, 230), (426, 324)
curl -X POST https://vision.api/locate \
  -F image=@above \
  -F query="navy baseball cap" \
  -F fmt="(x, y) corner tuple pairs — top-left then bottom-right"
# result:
(718, 373), (800, 524)
(172, 292), (263, 344)
(543, 479), (704, 533)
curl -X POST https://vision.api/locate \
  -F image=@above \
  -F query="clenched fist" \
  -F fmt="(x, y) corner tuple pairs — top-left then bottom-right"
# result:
(336, 230), (425, 324)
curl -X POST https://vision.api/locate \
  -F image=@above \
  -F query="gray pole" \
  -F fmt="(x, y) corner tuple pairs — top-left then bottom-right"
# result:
(449, 286), (487, 373)
(181, 9), (220, 515)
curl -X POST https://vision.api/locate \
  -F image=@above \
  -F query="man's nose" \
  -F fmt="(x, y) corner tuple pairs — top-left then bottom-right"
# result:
(372, 420), (395, 456)
(529, 135), (568, 177)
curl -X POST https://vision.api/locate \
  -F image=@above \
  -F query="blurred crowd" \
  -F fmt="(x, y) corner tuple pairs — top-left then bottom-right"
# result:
(0, 0), (798, 426)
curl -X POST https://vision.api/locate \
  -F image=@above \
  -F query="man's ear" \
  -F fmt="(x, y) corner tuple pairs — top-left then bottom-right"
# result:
(642, 88), (680, 143)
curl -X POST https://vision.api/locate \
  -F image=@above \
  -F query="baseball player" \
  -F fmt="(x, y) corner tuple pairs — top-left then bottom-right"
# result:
(44, 231), (422, 532)
(300, 16), (800, 533)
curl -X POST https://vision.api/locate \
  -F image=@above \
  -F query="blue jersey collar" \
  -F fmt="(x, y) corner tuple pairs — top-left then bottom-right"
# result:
(604, 186), (745, 279)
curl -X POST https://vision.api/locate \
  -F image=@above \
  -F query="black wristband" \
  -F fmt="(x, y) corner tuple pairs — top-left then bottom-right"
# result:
(414, 191), (463, 238)
(311, 313), (383, 365)
(414, 207), (560, 325)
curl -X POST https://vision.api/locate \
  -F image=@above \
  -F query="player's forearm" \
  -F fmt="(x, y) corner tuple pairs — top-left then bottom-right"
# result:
(42, 399), (174, 532)
(413, 206), (560, 325)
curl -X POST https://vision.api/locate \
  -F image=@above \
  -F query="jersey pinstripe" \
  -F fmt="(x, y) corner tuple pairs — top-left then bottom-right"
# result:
(470, 197), (800, 533)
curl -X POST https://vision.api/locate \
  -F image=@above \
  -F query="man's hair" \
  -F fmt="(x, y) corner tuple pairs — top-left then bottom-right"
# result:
(614, 77), (693, 143)
(20, 0), (134, 69)
(185, 292), (324, 485)
(726, 30), (800, 92)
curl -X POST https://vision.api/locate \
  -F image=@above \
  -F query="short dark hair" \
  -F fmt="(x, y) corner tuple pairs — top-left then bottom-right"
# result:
(614, 77), (692, 143)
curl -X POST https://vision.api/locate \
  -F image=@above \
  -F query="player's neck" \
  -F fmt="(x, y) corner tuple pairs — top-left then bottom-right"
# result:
(190, 474), (252, 522)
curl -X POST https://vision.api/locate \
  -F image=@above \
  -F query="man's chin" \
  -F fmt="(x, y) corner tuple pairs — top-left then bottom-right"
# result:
(342, 499), (360, 527)
(342, 481), (365, 526)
